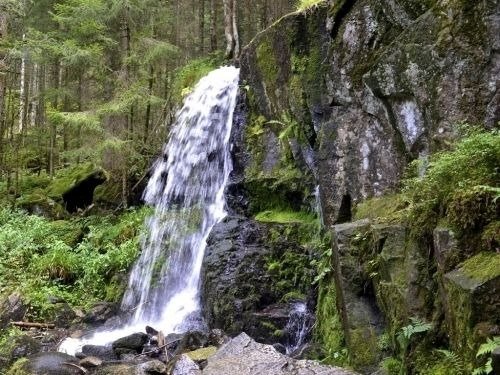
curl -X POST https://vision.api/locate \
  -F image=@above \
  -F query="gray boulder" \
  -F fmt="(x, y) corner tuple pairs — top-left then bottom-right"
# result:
(25, 352), (81, 375)
(0, 292), (27, 329)
(203, 333), (358, 375)
(171, 354), (202, 375)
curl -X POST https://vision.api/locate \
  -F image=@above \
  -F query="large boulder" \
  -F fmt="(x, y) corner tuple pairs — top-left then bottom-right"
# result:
(203, 333), (358, 375)
(23, 352), (81, 375)
(0, 292), (27, 329)
(442, 252), (500, 361)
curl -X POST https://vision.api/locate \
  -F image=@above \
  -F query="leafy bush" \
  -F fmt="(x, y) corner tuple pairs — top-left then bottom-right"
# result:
(0, 206), (151, 320)
(403, 129), (499, 238)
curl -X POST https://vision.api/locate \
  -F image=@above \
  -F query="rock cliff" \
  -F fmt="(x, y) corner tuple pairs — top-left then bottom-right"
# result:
(202, 0), (499, 373)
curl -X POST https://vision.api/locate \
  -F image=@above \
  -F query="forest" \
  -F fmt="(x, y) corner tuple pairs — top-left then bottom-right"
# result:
(0, 0), (499, 374)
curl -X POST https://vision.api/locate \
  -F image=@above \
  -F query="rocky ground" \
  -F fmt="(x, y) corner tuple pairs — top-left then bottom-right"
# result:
(0, 307), (359, 375)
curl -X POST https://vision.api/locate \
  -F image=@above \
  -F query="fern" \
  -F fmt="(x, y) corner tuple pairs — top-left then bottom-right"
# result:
(476, 337), (500, 357)
(472, 337), (500, 375)
(435, 349), (464, 373)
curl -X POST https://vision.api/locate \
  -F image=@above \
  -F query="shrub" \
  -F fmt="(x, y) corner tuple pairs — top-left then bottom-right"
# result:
(403, 129), (499, 237)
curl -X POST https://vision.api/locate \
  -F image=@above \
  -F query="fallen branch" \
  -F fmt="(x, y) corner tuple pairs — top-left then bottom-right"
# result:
(11, 321), (55, 329)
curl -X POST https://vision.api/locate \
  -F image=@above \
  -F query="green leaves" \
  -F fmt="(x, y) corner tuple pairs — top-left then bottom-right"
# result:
(0, 206), (150, 319)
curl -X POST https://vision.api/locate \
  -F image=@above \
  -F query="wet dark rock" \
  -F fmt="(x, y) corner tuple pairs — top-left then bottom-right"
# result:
(10, 335), (42, 362)
(138, 359), (167, 374)
(492, 347), (500, 375)
(273, 343), (287, 354)
(95, 363), (137, 375)
(165, 333), (184, 352)
(25, 352), (81, 375)
(81, 344), (117, 361)
(53, 302), (77, 328)
(207, 329), (228, 347)
(0, 292), (27, 329)
(146, 325), (159, 336)
(174, 331), (209, 354)
(84, 302), (117, 325)
(202, 216), (318, 345)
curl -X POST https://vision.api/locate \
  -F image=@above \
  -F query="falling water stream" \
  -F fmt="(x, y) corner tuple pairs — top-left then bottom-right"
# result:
(285, 302), (314, 355)
(60, 66), (240, 354)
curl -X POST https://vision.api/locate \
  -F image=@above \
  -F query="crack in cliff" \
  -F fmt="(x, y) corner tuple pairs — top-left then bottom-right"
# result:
(330, 0), (359, 40)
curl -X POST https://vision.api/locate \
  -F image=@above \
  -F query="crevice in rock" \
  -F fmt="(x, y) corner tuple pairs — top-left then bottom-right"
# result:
(337, 194), (352, 223)
(330, 0), (359, 40)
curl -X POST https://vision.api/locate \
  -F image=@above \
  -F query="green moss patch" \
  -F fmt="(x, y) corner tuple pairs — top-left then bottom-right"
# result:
(255, 210), (316, 224)
(354, 194), (406, 221)
(460, 252), (500, 283)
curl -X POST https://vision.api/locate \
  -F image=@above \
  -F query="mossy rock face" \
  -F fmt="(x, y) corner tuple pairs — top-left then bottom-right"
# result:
(201, 216), (320, 345)
(240, 0), (498, 228)
(442, 252), (500, 361)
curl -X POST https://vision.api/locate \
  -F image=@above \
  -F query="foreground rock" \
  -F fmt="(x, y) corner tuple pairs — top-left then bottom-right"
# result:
(203, 333), (358, 375)
(24, 352), (81, 375)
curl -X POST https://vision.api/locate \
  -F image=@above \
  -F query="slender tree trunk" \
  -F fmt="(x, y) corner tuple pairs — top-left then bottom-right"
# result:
(210, 0), (217, 52)
(199, 0), (205, 54)
(144, 65), (154, 143)
(0, 13), (8, 171)
(18, 34), (26, 134)
(49, 62), (62, 177)
(223, 0), (239, 59)
(120, 11), (131, 209)
(231, 0), (239, 58)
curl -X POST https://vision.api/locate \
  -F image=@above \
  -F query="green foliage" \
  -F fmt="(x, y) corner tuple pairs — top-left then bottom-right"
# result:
(403, 128), (499, 238)
(460, 252), (500, 283)
(0, 206), (150, 320)
(397, 318), (432, 374)
(472, 337), (500, 375)
(0, 327), (23, 359)
(5, 358), (29, 375)
(296, 0), (326, 12)
(255, 210), (317, 224)
(172, 54), (223, 101)
(381, 357), (403, 375)
(314, 280), (346, 365)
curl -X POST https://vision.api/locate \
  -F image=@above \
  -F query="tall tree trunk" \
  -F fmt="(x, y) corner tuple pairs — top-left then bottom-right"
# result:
(49, 61), (62, 177)
(18, 34), (26, 134)
(223, 0), (239, 59)
(0, 12), (8, 171)
(199, 0), (205, 54)
(210, 0), (217, 52)
(223, 0), (234, 59)
(231, 0), (239, 58)
(120, 11), (131, 209)
(144, 65), (154, 143)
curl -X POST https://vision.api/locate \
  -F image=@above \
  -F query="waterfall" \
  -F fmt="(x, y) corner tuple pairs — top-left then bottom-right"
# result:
(285, 302), (314, 356)
(121, 66), (239, 330)
(60, 66), (239, 354)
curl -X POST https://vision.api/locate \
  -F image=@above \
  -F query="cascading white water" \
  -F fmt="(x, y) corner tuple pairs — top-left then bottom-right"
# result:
(122, 66), (239, 330)
(285, 302), (314, 355)
(60, 66), (239, 354)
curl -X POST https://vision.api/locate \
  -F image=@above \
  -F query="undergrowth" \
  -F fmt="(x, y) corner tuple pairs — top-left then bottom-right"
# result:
(403, 128), (499, 240)
(0, 206), (151, 321)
